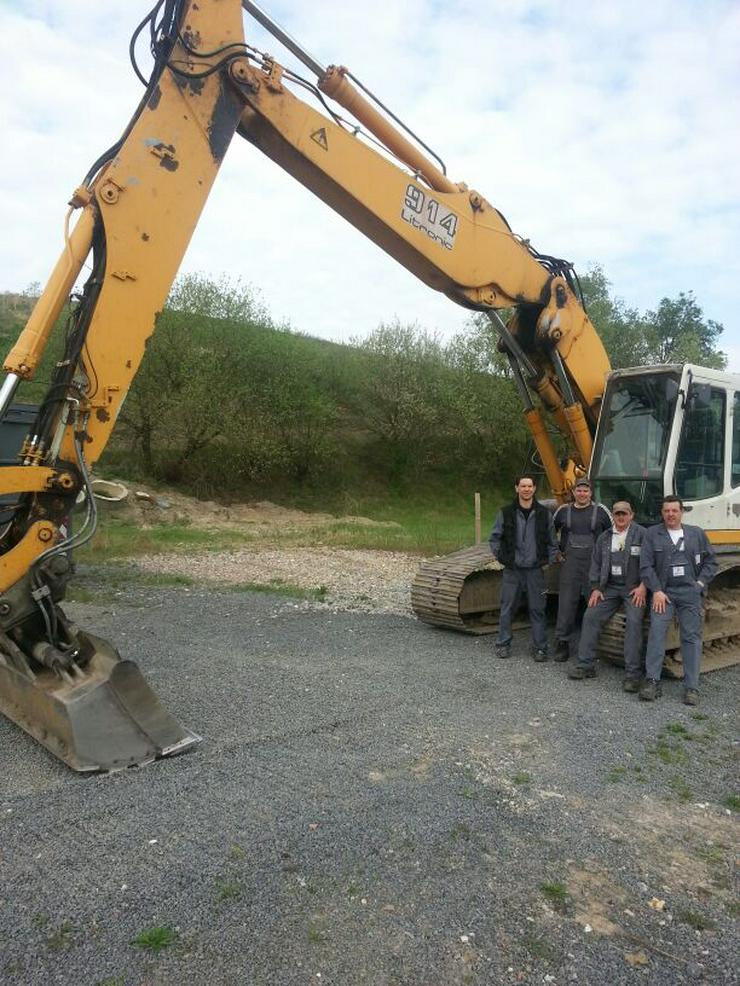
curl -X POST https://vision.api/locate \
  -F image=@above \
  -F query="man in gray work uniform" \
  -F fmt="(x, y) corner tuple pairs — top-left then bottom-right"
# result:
(568, 500), (646, 689)
(639, 495), (718, 706)
(489, 474), (559, 662)
(553, 478), (612, 661)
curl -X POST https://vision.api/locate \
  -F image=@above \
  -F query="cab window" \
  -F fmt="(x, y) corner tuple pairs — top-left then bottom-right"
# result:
(676, 385), (726, 500)
(732, 392), (740, 487)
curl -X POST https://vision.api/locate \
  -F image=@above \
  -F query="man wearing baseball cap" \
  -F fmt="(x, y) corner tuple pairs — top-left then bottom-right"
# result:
(569, 500), (647, 688)
(553, 478), (612, 662)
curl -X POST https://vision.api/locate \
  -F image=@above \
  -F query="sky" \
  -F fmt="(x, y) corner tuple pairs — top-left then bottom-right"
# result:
(1, 1), (738, 369)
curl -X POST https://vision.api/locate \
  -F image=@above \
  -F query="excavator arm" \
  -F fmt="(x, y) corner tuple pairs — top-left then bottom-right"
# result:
(0, 0), (610, 769)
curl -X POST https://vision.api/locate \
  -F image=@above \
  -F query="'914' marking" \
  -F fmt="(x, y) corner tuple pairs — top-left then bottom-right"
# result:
(401, 183), (458, 250)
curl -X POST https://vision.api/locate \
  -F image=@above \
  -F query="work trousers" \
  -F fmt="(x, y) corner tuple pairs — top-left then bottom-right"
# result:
(645, 584), (704, 690)
(555, 548), (591, 651)
(497, 566), (547, 652)
(577, 584), (645, 679)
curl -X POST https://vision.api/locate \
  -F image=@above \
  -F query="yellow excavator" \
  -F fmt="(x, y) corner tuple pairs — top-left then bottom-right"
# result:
(1, 0), (738, 771)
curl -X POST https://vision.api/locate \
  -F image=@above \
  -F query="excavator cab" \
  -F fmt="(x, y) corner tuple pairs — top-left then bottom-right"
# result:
(591, 364), (740, 530)
(589, 367), (681, 523)
(589, 364), (740, 674)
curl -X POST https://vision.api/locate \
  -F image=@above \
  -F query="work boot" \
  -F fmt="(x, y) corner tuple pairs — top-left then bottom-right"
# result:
(683, 688), (700, 706)
(568, 665), (596, 680)
(533, 648), (549, 663)
(622, 678), (640, 694)
(639, 679), (661, 702)
(554, 640), (569, 663)
(495, 644), (511, 659)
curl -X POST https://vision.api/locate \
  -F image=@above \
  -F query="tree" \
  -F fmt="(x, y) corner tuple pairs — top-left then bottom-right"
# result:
(576, 268), (726, 371)
(576, 266), (650, 369)
(643, 291), (726, 369)
(446, 311), (512, 378)
(167, 272), (270, 323)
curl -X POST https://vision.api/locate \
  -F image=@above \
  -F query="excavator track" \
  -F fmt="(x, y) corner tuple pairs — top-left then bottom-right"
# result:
(597, 575), (740, 677)
(411, 544), (541, 633)
(411, 544), (505, 632)
(412, 547), (740, 675)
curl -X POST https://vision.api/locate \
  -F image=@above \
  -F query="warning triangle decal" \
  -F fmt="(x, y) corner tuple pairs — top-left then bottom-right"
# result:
(310, 128), (329, 150)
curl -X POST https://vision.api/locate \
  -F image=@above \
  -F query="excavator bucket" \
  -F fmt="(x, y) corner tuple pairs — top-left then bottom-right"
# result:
(0, 631), (199, 772)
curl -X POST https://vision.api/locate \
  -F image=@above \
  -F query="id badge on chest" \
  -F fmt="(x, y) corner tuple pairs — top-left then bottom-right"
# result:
(672, 565), (685, 578)
(611, 564), (623, 576)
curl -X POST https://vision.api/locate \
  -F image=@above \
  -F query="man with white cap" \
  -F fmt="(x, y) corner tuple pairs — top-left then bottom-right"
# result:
(553, 478), (611, 661)
(568, 500), (647, 688)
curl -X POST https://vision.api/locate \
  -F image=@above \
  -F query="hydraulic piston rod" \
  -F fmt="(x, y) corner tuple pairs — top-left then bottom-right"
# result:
(242, 0), (326, 78)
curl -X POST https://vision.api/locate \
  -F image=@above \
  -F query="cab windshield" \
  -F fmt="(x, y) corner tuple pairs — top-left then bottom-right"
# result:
(591, 372), (680, 524)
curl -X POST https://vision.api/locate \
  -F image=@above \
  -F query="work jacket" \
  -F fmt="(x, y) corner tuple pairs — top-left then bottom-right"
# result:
(640, 523), (718, 594)
(589, 522), (646, 592)
(489, 500), (558, 569)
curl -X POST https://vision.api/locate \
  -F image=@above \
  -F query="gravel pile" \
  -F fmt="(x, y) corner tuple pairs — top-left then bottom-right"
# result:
(135, 545), (421, 615)
(1, 567), (738, 986)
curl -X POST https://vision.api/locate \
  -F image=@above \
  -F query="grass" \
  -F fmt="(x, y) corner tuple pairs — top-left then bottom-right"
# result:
(664, 721), (692, 738)
(695, 844), (726, 865)
(64, 585), (97, 603)
(675, 908), (716, 931)
(77, 518), (256, 564)
(226, 580), (328, 601)
(295, 487), (502, 555)
(46, 921), (73, 951)
(229, 844), (246, 860)
(723, 794), (740, 812)
(540, 882), (569, 913)
(450, 822), (472, 841)
(669, 776), (694, 803)
(131, 926), (177, 953)
(215, 879), (242, 902)
(512, 771), (532, 786)
(607, 765), (627, 782)
(648, 739), (688, 765)
(67, 568), (196, 603)
(75, 486), (501, 564)
(522, 933), (555, 961)
(459, 785), (479, 800)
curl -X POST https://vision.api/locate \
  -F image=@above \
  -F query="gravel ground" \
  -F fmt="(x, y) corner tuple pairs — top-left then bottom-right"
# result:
(0, 562), (738, 986)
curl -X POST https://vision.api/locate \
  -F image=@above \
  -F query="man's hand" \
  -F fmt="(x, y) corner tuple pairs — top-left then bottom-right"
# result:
(587, 589), (604, 608)
(652, 589), (670, 614)
(629, 583), (647, 608)
(555, 551), (565, 564)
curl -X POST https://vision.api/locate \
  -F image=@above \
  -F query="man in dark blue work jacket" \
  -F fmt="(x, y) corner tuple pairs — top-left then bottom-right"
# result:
(639, 495), (718, 706)
(489, 474), (559, 662)
(568, 499), (647, 688)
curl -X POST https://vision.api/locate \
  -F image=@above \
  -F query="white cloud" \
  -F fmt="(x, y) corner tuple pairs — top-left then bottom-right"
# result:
(0, 0), (737, 369)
